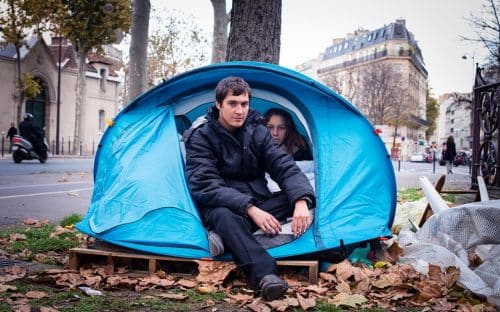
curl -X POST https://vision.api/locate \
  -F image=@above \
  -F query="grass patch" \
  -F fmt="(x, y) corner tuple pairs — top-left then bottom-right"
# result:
(397, 188), (423, 202)
(60, 214), (83, 227)
(0, 224), (80, 260)
(442, 193), (456, 204)
(184, 289), (226, 302)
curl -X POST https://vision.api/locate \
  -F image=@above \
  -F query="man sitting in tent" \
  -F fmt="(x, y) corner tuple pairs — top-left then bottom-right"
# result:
(184, 76), (316, 301)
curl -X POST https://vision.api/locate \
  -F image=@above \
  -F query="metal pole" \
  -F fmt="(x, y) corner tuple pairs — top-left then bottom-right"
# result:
(61, 137), (64, 155)
(79, 141), (82, 156)
(1, 132), (4, 158)
(432, 150), (436, 173)
(56, 36), (62, 155)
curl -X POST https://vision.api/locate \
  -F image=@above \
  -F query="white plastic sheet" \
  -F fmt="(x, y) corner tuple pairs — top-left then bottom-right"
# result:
(398, 201), (500, 306)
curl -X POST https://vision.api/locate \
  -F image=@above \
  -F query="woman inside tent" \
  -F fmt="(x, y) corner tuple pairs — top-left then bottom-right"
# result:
(263, 108), (312, 161)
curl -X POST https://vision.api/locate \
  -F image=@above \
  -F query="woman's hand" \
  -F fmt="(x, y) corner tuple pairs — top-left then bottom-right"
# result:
(247, 205), (282, 235)
(292, 200), (311, 237)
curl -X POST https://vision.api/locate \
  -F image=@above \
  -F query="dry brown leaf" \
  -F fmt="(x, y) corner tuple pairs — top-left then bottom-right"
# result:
(387, 242), (403, 261)
(228, 292), (254, 303)
(267, 299), (290, 312)
(247, 298), (271, 312)
(10, 233), (27, 241)
(12, 304), (31, 312)
(328, 293), (368, 308)
(197, 286), (215, 294)
(107, 276), (138, 288)
(304, 284), (328, 295)
(25, 291), (48, 299)
(329, 260), (354, 282)
(39, 307), (60, 312)
(415, 280), (444, 301)
(319, 272), (337, 283)
(176, 278), (197, 288)
(0, 284), (17, 292)
(335, 281), (351, 293)
(297, 293), (316, 310)
(23, 218), (38, 225)
(157, 293), (188, 300)
(195, 261), (236, 286)
(49, 226), (72, 238)
(371, 272), (402, 289)
(139, 275), (175, 287)
(0, 266), (27, 282)
(353, 278), (371, 293)
(441, 266), (460, 289)
(58, 176), (69, 182)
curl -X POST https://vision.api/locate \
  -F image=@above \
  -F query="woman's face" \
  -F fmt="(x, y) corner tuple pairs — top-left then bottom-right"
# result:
(266, 115), (287, 145)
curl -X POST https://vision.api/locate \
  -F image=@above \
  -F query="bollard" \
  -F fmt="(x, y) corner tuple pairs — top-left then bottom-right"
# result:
(398, 158), (401, 172)
(92, 140), (95, 155)
(68, 137), (71, 154)
(432, 150), (436, 173)
(79, 141), (82, 156)
(61, 137), (64, 155)
(1, 134), (4, 158)
(52, 140), (55, 154)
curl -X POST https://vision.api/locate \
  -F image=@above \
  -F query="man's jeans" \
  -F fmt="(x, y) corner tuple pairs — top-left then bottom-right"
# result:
(204, 192), (292, 289)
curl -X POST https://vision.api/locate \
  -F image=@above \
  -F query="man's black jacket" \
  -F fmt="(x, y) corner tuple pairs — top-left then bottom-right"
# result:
(184, 106), (315, 218)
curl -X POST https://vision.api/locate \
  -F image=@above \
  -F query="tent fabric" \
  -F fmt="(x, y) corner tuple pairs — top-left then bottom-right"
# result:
(76, 61), (397, 259)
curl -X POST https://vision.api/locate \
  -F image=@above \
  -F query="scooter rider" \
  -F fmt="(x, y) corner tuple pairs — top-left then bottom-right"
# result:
(19, 113), (46, 156)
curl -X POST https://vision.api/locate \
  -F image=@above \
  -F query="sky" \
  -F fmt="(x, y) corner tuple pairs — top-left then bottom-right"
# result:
(153, 0), (489, 97)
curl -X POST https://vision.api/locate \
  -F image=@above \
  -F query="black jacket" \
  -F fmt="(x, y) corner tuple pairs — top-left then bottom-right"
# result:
(444, 141), (457, 161)
(184, 107), (315, 218)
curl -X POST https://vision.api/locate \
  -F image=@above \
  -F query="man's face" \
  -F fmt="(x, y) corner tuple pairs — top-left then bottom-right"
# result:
(216, 91), (249, 132)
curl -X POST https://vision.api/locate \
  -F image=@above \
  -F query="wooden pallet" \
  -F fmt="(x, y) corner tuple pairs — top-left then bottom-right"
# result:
(69, 246), (318, 284)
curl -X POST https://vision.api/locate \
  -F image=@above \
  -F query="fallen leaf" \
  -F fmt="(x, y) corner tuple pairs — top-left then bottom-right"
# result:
(157, 293), (188, 300)
(228, 292), (254, 303)
(387, 242), (403, 261)
(67, 191), (79, 197)
(197, 286), (215, 294)
(12, 304), (31, 312)
(23, 218), (38, 225)
(9, 233), (27, 241)
(26, 291), (48, 299)
(328, 260), (354, 282)
(328, 293), (367, 308)
(195, 261), (236, 286)
(304, 285), (328, 295)
(415, 280), (444, 301)
(58, 176), (69, 182)
(176, 278), (197, 288)
(49, 226), (72, 238)
(335, 281), (351, 293)
(297, 293), (316, 310)
(267, 299), (290, 312)
(39, 307), (60, 312)
(319, 272), (337, 283)
(0, 284), (17, 292)
(0, 266), (27, 282)
(247, 298), (271, 312)
(371, 272), (402, 289)
(353, 278), (371, 293)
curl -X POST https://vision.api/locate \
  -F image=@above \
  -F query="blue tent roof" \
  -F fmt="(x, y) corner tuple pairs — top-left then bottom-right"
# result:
(76, 61), (396, 259)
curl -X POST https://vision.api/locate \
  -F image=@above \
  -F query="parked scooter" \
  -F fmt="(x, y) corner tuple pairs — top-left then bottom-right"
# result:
(11, 134), (48, 163)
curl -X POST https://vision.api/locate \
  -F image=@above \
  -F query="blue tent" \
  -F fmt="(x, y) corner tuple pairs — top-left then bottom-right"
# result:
(76, 61), (396, 259)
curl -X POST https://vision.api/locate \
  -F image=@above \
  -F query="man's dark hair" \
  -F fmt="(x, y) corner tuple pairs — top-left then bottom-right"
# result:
(215, 76), (251, 103)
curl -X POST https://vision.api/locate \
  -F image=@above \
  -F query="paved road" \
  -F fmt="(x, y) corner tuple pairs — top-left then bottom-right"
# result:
(0, 156), (473, 225)
(0, 157), (94, 225)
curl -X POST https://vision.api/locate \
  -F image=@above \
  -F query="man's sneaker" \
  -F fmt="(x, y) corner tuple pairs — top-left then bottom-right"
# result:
(259, 274), (288, 301)
(207, 231), (224, 256)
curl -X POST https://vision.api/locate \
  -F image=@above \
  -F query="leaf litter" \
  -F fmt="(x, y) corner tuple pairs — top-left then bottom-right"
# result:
(0, 219), (497, 311)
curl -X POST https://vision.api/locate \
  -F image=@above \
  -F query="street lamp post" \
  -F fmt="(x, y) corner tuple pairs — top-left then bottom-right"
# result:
(55, 36), (62, 155)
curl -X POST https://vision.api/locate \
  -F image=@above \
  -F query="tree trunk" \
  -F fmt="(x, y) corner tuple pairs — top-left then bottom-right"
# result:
(392, 123), (399, 151)
(128, 0), (151, 101)
(15, 45), (23, 123)
(73, 50), (87, 155)
(226, 0), (281, 64)
(210, 0), (228, 63)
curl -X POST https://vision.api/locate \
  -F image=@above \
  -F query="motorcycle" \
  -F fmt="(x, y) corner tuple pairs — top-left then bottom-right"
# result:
(11, 134), (48, 163)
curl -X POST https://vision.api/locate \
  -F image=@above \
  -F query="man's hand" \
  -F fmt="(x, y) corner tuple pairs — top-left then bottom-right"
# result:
(247, 205), (281, 235)
(292, 200), (311, 237)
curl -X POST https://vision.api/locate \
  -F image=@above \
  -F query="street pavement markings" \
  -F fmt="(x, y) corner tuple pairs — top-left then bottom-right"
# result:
(0, 187), (92, 200)
(0, 181), (91, 190)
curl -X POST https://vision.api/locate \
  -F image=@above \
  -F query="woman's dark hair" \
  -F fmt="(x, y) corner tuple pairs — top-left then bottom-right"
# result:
(263, 108), (308, 154)
(447, 135), (454, 144)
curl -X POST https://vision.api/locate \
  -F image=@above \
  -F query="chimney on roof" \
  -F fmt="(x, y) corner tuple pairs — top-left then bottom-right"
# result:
(332, 37), (344, 45)
(395, 19), (406, 26)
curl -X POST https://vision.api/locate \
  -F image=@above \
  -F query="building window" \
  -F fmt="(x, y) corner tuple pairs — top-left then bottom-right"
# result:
(450, 127), (454, 133)
(100, 69), (107, 93)
(99, 110), (105, 132)
(451, 119), (454, 124)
